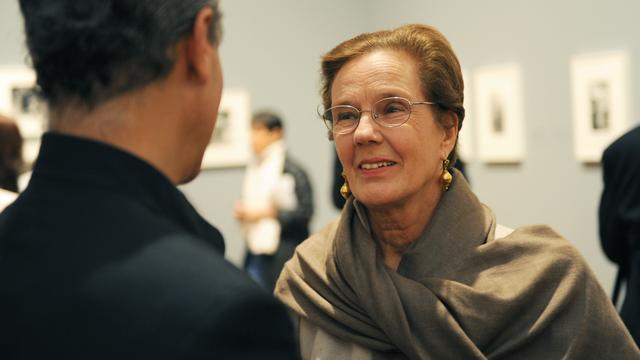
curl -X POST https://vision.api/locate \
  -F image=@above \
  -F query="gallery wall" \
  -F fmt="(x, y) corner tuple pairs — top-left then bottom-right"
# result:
(1, 0), (638, 295)
(0, 2), (24, 65)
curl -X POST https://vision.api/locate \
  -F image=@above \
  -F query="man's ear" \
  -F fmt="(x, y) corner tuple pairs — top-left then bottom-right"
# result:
(184, 7), (215, 83)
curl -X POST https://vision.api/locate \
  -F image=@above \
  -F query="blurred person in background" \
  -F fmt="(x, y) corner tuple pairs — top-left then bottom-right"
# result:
(235, 110), (313, 291)
(0, 114), (23, 211)
(276, 24), (638, 358)
(600, 125), (640, 345)
(0, 1), (296, 358)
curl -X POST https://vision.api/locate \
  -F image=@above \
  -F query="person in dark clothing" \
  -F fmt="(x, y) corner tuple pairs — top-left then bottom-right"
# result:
(0, 1), (296, 359)
(599, 125), (640, 345)
(274, 156), (314, 281)
(235, 111), (313, 290)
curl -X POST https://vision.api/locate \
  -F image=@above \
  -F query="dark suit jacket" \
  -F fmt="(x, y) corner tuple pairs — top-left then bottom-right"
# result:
(0, 133), (297, 359)
(599, 125), (640, 345)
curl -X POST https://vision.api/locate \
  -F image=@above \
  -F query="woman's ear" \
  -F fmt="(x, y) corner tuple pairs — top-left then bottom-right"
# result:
(441, 112), (459, 154)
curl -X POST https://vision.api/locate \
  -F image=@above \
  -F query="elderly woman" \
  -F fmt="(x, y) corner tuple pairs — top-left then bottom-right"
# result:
(276, 24), (638, 359)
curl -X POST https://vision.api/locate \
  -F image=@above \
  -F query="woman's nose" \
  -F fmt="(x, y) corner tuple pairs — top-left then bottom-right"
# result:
(353, 111), (382, 144)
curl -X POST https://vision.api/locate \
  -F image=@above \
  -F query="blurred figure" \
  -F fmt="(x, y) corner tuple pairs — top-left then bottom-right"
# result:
(0, 1), (296, 359)
(454, 152), (468, 182)
(235, 111), (313, 290)
(0, 114), (22, 211)
(600, 125), (640, 345)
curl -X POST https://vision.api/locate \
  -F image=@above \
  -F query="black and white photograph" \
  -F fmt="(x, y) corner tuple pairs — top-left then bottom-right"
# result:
(0, 66), (47, 165)
(201, 89), (251, 169)
(570, 50), (630, 162)
(490, 95), (505, 134)
(11, 86), (44, 117)
(588, 80), (610, 131)
(209, 108), (232, 145)
(473, 63), (525, 163)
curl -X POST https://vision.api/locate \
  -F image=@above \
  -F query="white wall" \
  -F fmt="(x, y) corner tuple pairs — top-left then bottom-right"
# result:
(0, 1), (24, 62)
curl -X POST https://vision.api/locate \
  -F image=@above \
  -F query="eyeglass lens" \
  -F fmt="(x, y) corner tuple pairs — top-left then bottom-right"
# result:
(323, 97), (413, 134)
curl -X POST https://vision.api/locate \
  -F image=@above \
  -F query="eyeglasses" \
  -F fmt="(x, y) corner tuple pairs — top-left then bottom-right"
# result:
(319, 97), (436, 135)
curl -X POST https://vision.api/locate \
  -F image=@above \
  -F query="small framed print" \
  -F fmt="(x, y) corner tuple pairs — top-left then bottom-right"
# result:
(201, 89), (251, 169)
(570, 50), (630, 163)
(473, 63), (525, 163)
(0, 66), (47, 165)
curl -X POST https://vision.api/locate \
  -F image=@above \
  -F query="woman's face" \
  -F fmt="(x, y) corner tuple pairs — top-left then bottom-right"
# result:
(332, 49), (456, 209)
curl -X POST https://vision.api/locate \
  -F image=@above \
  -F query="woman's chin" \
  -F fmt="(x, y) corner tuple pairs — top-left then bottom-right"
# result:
(353, 189), (402, 208)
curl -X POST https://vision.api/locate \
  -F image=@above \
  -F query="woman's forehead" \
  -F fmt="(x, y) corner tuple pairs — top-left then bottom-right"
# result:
(331, 50), (422, 103)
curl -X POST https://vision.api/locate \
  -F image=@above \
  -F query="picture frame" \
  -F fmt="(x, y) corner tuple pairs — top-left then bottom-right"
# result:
(0, 66), (47, 165)
(473, 63), (525, 163)
(570, 50), (630, 163)
(201, 89), (251, 169)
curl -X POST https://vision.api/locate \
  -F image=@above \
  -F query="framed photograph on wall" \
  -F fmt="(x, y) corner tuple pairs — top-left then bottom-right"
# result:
(570, 50), (630, 163)
(473, 63), (525, 163)
(201, 89), (251, 169)
(0, 66), (47, 166)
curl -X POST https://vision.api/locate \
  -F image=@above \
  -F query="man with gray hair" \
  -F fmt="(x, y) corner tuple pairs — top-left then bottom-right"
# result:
(0, 1), (296, 358)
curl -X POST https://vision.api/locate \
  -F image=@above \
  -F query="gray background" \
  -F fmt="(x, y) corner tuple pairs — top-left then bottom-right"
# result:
(2, 0), (639, 295)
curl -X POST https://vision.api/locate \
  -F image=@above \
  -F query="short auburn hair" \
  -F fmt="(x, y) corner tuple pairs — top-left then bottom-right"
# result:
(320, 24), (465, 162)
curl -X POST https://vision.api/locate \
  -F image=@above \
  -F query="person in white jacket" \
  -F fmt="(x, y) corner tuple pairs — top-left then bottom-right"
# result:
(235, 110), (313, 290)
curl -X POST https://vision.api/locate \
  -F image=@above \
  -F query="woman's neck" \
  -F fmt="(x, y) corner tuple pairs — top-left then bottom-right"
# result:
(366, 188), (442, 270)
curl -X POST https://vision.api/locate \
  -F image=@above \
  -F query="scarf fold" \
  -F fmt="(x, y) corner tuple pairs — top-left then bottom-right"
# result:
(276, 171), (639, 358)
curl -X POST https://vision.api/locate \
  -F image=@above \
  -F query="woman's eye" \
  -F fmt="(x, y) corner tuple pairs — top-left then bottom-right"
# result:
(336, 111), (358, 121)
(383, 103), (407, 114)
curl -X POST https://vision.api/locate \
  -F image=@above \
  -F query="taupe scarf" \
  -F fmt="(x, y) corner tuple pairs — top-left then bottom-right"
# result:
(276, 172), (639, 359)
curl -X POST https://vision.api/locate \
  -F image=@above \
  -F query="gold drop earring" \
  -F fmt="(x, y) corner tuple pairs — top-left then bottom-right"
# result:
(441, 159), (452, 191)
(340, 172), (351, 199)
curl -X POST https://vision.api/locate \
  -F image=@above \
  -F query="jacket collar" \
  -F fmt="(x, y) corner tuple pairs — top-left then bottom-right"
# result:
(30, 132), (225, 252)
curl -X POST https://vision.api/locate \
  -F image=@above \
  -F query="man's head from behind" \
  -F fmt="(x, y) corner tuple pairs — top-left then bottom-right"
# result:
(19, 0), (222, 109)
(251, 111), (284, 156)
(19, 0), (224, 184)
